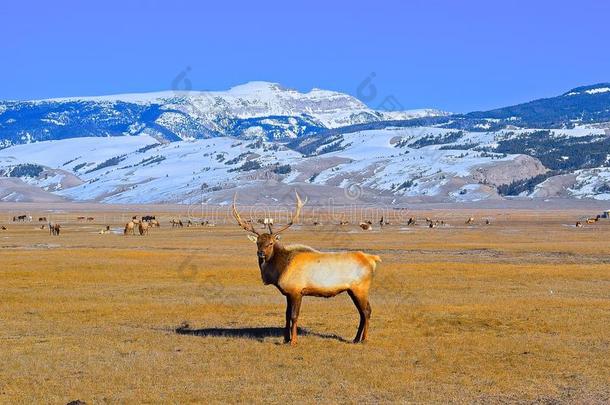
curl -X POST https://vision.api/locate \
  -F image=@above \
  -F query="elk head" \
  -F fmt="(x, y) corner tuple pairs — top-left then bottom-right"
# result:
(232, 191), (306, 262)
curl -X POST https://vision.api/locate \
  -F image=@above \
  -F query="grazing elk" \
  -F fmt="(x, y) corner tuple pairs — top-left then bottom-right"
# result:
(233, 192), (381, 346)
(142, 215), (156, 222)
(170, 219), (183, 228)
(149, 219), (160, 228)
(38, 217), (47, 222)
(359, 222), (372, 231)
(77, 216), (86, 221)
(466, 217), (475, 225)
(87, 217), (95, 222)
(586, 218), (597, 224)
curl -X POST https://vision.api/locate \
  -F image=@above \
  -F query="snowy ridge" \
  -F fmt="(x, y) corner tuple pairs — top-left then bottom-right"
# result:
(2, 122), (608, 203)
(1, 82), (610, 203)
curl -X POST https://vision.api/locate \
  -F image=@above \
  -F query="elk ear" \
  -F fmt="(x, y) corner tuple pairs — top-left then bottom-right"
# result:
(247, 235), (258, 243)
(274, 234), (281, 241)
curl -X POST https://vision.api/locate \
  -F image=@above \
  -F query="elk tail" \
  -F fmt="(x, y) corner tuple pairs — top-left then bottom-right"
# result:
(365, 254), (382, 271)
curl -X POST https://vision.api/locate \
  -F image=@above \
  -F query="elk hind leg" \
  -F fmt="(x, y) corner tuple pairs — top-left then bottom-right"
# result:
(348, 290), (371, 343)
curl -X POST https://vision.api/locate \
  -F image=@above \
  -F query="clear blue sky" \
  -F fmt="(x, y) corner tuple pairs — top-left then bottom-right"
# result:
(1, 0), (608, 112)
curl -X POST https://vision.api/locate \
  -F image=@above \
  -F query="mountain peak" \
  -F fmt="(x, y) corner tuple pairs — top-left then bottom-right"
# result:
(563, 83), (610, 96)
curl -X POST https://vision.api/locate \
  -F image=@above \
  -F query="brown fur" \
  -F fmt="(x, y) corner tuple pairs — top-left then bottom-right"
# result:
(252, 234), (379, 345)
(235, 193), (379, 345)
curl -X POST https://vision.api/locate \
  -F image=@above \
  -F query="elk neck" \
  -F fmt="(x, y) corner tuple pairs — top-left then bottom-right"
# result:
(258, 242), (291, 287)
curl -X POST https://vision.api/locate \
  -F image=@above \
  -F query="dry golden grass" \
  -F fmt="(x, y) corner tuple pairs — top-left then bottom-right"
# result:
(1, 208), (609, 403)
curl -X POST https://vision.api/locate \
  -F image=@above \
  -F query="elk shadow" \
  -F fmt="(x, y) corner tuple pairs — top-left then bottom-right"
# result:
(175, 325), (350, 343)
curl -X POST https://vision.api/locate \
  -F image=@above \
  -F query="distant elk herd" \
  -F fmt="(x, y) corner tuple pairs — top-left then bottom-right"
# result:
(1, 207), (608, 236)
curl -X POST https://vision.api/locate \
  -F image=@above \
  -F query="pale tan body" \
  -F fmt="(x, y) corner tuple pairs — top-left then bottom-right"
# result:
(124, 221), (136, 235)
(271, 248), (377, 297)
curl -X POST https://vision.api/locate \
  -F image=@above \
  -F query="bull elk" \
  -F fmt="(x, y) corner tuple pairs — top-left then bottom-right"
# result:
(233, 192), (381, 345)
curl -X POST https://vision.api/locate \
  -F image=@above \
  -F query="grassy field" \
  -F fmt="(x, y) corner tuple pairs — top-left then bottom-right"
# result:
(1, 208), (609, 403)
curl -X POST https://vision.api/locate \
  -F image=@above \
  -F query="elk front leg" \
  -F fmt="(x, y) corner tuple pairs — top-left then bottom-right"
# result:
(289, 294), (302, 346)
(284, 295), (292, 343)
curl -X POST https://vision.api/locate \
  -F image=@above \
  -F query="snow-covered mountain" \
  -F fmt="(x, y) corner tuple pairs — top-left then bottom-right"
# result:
(0, 82), (609, 203)
(0, 81), (446, 147)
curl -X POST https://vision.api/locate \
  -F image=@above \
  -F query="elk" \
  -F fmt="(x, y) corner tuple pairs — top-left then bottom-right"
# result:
(170, 219), (183, 228)
(77, 216), (85, 221)
(87, 217), (95, 222)
(99, 225), (111, 234)
(138, 222), (150, 235)
(49, 223), (61, 236)
(575, 221), (583, 228)
(339, 220), (349, 226)
(38, 217), (47, 222)
(124, 221), (136, 235)
(359, 222), (372, 231)
(233, 192), (381, 346)
(1, 226), (6, 230)
(586, 218), (597, 224)
(407, 217), (416, 226)
(466, 217), (475, 225)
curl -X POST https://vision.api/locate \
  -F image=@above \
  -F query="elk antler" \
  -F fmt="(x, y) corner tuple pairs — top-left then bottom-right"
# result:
(232, 193), (260, 235)
(273, 191), (307, 235)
